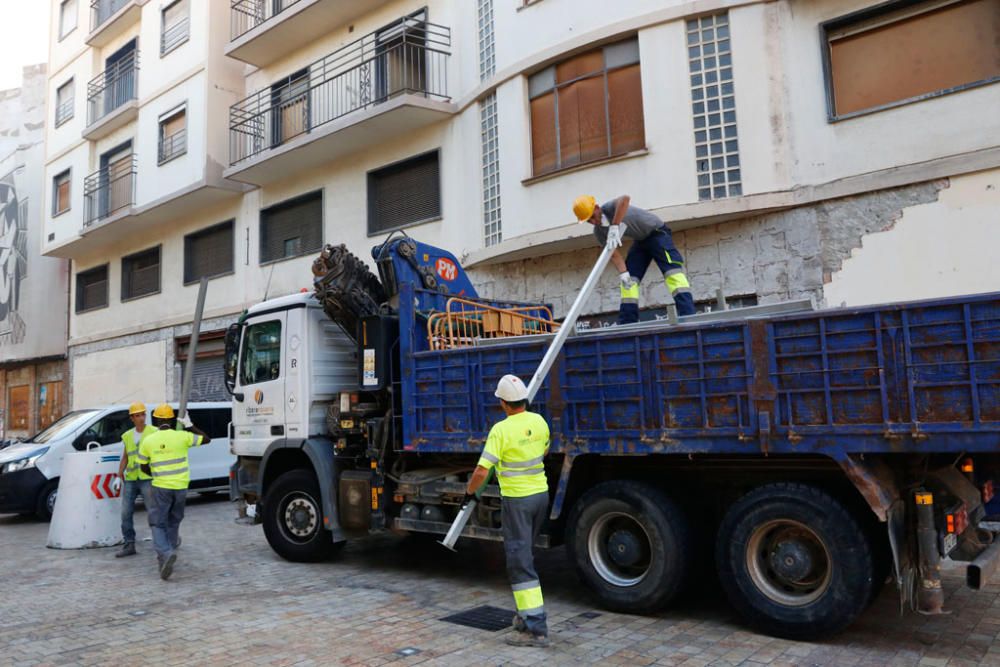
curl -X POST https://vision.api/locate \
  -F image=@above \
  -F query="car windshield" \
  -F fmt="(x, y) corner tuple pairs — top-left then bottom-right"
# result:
(27, 410), (102, 444)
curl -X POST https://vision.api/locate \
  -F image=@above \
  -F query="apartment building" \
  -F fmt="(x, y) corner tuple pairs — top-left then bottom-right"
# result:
(44, 0), (1000, 406)
(0, 64), (70, 439)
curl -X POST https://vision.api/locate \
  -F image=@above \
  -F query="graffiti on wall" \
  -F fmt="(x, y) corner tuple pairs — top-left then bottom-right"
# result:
(0, 170), (27, 346)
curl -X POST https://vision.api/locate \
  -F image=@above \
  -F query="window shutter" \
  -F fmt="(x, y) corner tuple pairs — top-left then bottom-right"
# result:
(530, 94), (557, 175)
(185, 221), (234, 282)
(77, 265), (108, 312)
(188, 358), (228, 402)
(367, 151), (441, 234)
(608, 63), (645, 155)
(122, 248), (160, 299)
(260, 191), (322, 263)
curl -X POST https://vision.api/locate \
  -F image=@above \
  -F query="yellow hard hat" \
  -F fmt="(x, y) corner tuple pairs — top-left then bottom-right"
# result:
(573, 195), (597, 222)
(152, 403), (175, 419)
(128, 402), (146, 416)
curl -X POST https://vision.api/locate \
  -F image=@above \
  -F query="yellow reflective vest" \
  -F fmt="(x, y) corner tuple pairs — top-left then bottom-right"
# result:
(477, 411), (549, 498)
(122, 427), (154, 481)
(137, 428), (204, 490)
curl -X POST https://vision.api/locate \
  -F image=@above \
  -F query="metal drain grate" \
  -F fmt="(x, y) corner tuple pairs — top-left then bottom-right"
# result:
(439, 605), (514, 631)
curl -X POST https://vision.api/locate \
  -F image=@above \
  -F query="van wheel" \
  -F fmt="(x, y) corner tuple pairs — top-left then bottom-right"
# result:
(716, 483), (874, 640)
(36, 480), (59, 521)
(566, 480), (691, 614)
(262, 469), (341, 562)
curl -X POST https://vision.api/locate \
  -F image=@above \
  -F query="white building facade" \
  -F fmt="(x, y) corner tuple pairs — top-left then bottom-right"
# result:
(44, 0), (1000, 406)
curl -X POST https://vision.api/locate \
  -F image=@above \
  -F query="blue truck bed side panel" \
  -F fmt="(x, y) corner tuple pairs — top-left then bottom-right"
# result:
(399, 284), (1000, 458)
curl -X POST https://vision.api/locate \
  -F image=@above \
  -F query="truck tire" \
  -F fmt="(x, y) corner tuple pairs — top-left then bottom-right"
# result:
(36, 479), (59, 521)
(716, 483), (874, 640)
(262, 469), (340, 562)
(566, 480), (691, 614)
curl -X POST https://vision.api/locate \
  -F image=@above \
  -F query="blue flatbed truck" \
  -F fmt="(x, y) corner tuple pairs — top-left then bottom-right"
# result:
(226, 237), (1000, 639)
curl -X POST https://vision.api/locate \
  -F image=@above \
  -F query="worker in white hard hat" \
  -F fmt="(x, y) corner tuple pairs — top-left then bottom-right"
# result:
(572, 194), (695, 323)
(466, 374), (551, 647)
(114, 402), (155, 558)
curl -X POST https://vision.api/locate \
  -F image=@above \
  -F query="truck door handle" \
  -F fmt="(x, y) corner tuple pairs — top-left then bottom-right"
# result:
(271, 425), (284, 436)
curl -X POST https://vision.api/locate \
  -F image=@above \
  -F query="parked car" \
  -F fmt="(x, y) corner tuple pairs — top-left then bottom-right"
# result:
(0, 402), (232, 520)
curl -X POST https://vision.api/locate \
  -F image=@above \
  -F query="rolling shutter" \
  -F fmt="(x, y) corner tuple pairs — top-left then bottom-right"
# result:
(260, 191), (322, 263)
(185, 220), (234, 283)
(367, 151), (440, 234)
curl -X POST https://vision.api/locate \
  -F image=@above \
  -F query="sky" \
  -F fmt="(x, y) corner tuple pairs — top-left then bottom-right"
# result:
(0, 0), (50, 90)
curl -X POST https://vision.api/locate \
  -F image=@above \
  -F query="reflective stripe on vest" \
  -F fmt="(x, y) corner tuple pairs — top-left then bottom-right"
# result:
(122, 428), (154, 481)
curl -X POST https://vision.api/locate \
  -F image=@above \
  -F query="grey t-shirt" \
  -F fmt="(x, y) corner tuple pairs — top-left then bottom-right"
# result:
(592, 200), (671, 246)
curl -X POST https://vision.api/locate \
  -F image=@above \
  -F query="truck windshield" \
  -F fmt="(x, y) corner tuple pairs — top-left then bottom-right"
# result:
(28, 410), (102, 444)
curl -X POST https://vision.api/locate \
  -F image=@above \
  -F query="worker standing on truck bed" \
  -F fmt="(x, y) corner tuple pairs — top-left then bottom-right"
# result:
(573, 194), (695, 322)
(466, 375), (551, 647)
(114, 402), (155, 558)
(137, 404), (210, 580)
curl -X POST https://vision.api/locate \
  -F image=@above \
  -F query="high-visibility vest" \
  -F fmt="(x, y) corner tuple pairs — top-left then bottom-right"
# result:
(122, 427), (154, 481)
(137, 428), (204, 490)
(477, 411), (549, 498)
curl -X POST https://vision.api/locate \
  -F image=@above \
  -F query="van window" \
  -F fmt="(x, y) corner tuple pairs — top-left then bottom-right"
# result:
(188, 407), (231, 439)
(30, 410), (100, 444)
(74, 410), (131, 450)
(240, 320), (281, 385)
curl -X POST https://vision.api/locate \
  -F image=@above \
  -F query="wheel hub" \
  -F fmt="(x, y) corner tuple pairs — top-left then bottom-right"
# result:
(607, 529), (643, 567)
(770, 540), (814, 582)
(284, 497), (317, 538)
(745, 519), (833, 607)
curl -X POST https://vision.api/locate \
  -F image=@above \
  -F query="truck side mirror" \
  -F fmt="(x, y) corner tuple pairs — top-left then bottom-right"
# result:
(224, 322), (242, 397)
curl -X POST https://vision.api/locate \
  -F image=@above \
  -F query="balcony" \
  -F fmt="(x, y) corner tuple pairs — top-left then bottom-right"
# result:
(227, 0), (394, 68)
(83, 155), (137, 228)
(87, 0), (144, 48)
(225, 18), (455, 186)
(84, 50), (139, 140)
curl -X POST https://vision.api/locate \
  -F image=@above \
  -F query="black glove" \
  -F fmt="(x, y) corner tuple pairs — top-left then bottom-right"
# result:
(462, 492), (476, 507)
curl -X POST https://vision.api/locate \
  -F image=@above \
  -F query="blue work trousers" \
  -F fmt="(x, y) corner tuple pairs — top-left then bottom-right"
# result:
(120, 479), (152, 544)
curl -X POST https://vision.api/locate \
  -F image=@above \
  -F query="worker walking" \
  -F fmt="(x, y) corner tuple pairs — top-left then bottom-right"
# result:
(573, 194), (695, 322)
(466, 375), (550, 647)
(114, 402), (155, 558)
(136, 404), (211, 580)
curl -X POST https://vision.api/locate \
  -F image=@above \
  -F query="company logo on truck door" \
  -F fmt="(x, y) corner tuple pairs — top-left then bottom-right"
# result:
(436, 258), (457, 282)
(254, 390), (263, 405)
(247, 389), (274, 417)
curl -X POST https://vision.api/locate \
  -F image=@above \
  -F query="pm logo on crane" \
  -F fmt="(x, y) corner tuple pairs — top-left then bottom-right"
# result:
(436, 258), (457, 282)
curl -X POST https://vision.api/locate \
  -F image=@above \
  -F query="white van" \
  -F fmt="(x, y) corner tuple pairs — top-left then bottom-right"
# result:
(0, 402), (233, 520)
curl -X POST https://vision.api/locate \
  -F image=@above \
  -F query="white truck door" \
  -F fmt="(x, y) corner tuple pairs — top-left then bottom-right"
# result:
(233, 313), (287, 457)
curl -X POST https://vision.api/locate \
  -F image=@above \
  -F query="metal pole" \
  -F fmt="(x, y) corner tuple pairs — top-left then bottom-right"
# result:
(525, 240), (615, 403)
(178, 277), (209, 425)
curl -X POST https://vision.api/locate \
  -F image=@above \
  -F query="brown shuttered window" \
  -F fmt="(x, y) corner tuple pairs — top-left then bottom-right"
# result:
(76, 264), (108, 312)
(53, 170), (71, 215)
(260, 190), (323, 264)
(367, 150), (441, 235)
(185, 220), (234, 284)
(38, 381), (64, 431)
(122, 246), (161, 301)
(825, 0), (1000, 118)
(8, 385), (29, 431)
(528, 37), (645, 176)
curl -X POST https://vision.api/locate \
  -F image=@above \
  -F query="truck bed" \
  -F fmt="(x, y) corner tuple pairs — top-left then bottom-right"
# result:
(399, 286), (999, 458)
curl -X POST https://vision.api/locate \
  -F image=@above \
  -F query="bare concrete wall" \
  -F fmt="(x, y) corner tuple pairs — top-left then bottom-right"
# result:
(469, 180), (946, 317)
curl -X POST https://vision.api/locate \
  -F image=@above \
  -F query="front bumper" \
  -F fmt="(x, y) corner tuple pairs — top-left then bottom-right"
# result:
(0, 467), (48, 514)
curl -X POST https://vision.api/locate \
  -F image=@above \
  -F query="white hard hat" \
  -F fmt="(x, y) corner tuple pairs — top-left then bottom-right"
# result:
(495, 374), (528, 402)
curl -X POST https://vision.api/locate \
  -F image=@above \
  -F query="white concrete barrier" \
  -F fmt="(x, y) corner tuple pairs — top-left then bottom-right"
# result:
(47, 444), (124, 549)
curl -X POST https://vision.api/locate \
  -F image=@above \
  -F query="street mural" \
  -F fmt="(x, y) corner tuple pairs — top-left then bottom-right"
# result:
(0, 169), (28, 347)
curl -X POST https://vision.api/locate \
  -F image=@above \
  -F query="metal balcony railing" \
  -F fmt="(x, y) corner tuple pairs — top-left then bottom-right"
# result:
(91, 0), (131, 32)
(55, 99), (74, 126)
(87, 50), (139, 126)
(159, 129), (187, 163)
(161, 17), (190, 55)
(230, 0), (305, 41)
(228, 17), (450, 166)
(83, 155), (137, 226)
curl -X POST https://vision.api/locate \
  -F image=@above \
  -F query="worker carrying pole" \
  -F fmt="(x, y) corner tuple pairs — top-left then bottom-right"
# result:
(466, 375), (551, 647)
(573, 194), (695, 322)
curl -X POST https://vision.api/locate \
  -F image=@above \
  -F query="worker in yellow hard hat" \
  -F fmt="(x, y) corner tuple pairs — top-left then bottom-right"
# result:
(136, 403), (210, 580)
(573, 194), (695, 323)
(115, 401), (155, 558)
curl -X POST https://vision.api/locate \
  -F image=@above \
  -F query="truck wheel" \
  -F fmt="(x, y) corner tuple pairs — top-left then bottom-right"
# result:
(36, 480), (59, 521)
(716, 483), (874, 640)
(262, 469), (339, 562)
(566, 480), (691, 614)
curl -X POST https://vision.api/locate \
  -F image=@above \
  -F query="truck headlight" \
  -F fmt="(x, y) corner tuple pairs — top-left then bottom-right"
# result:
(1, 448), (48, 474)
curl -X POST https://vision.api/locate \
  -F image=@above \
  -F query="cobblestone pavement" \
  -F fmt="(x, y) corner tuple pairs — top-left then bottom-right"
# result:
(2, 497), (1000, 666)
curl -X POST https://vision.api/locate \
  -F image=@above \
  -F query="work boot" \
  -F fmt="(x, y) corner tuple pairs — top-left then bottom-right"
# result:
(505, 632), (549, 648)
(160, 553), (177, 581)
(511, 614), (526, 632)
(115, 542), (136, 558)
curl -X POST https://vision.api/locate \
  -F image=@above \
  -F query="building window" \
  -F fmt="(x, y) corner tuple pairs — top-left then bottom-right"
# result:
(76, 264), (108, 313)
(121, 246), (161, 301)
(687, 13), (742, 200)
(477, 0), (496, 80)
(260, 191), (323, 264)
(161, 0), (190, 55)
(480, 94), (502, 247)
(528, 37), (645, 176)
(823, 0), (1000, 119)
(184, 220), (234, 284)
(53, 170), (71, 216)
(367, 151), (441, 235)
(55, 79), (74, 126)
(59, 0), (78, 39)
(37, 381), (64, 431)
(158, 105), (187, 164)
(7, 385), (30, 431)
